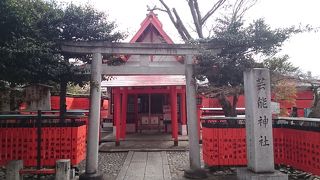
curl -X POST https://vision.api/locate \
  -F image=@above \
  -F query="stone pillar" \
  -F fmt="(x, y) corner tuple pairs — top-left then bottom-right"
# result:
(184, 55), (207, 179)
(6, 160), (23, 180)
(80, 53), (103, 180)
(55, 159), (70, 180)
(181, 90), (187, 135)
(244, 68), (274, 172)
(237, 68), (287, 180)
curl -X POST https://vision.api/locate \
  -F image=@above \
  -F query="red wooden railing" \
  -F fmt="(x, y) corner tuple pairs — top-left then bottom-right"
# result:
(202, 117), (320, 176)
(0, 113), (86, 167)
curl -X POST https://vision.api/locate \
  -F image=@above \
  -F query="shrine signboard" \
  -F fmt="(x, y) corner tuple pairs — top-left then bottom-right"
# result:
(244, 68), (274, 173)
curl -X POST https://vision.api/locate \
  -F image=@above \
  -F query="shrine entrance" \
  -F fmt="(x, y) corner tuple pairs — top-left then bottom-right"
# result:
(107, 84), (187, 138)
(136, 93), (167, 133)
(61, 41), (220, 179)
(61, 12), (221, 179)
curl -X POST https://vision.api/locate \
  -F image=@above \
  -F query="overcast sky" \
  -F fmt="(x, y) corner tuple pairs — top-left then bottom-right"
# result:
(61, 0), (320, 77)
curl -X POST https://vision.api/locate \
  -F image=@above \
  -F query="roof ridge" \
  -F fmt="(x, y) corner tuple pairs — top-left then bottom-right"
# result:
(129, 12), (174, 44)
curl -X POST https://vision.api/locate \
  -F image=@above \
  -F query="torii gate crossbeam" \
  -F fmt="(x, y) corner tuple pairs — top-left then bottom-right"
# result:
(61, 42), (220, 180)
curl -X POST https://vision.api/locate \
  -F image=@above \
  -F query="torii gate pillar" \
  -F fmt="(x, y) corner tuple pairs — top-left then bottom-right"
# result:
(184, 55), (207, 179)
(79, 53), (103, 180)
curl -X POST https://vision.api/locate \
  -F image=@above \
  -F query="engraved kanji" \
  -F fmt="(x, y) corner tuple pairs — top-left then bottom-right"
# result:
(257, 97), (268, 108)
(256, 78), (266, 91)
(258, 115), (269, 128)
(259, 136), (270, 146)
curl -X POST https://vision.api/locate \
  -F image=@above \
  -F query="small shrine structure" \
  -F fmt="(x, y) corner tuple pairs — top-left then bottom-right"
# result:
(101, 12), (187, 144)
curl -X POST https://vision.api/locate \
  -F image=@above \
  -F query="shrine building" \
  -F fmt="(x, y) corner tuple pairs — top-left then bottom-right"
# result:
(101, 12), (189, 144)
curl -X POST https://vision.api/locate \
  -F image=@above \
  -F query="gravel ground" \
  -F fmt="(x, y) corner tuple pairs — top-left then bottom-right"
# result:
(167, 151), (190, 180)
(0, 152), (127, 180)
(0, 167), (5, 180)
(166, 151), (320, 180)
(78, 152), (127, 180)
(1, 151), (320, 180)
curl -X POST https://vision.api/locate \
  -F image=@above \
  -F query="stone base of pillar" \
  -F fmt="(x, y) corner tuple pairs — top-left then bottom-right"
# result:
(113, 126), (116, 136)
(181, 124), (187, 135)
(6, 160), (23, 180)
(55, 159), (70, 180)
(184, 168), (207, 179)
(79, 172), (104, 180)
(237, 168), (288, 180)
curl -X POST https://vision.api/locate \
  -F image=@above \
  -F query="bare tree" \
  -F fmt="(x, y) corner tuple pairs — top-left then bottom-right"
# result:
(155, 0), (300, 117)
(157, 0), (257, 41)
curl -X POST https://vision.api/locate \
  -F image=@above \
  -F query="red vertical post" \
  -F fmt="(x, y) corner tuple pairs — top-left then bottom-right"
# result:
(180, 89), (187, 135)
(134, 94), (138, 133)
(197, 104), (202, 140)
(170, 86), (178, 146)
(114, 88), (121, 146)
(121, 88), (128, 139)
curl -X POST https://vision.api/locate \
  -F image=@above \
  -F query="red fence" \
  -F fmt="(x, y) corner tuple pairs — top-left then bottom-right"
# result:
(202, 120), (320, 175)
(0, 125), (86, 167)
(0, 113), (87, 167)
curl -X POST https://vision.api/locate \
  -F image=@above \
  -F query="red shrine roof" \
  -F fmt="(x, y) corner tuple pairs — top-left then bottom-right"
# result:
(101, 75), (186, 87)
(102, 12), (184, 87)
(129, 11), (174, 44)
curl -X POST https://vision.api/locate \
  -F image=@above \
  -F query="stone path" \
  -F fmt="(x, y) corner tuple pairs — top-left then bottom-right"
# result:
(116, 151), (171, 180)
(99, 133), (189, 152)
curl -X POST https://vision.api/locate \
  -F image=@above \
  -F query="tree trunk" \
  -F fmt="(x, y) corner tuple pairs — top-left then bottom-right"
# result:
(308, 102), (320, 118)
(9, 83), (16, 111)
(59, 80), (67, 123)
(232, 91), (239, 116)
(308, 89), (320, 118)
(218, 92), (237, 117)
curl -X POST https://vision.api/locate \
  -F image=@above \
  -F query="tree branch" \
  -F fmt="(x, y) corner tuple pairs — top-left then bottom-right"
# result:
(188, 0), (203, 38)
(232, 0), (257, 22)
(201, 0), (227, 24)
(158, 0), (190, 41)
(148, 6), (168, 13)
(193, 0), (202, 25)
(172, 8), (192, 40)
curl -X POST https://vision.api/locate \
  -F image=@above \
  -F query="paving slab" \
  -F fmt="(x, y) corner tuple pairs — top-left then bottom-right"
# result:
(145, 152), (163, 176)
(116, 151), (171, 180)
(161, 151), (171, 180)
(125, 162), (147, 177)
(132, 152), (148, 162)
(116, 151), (133, 180)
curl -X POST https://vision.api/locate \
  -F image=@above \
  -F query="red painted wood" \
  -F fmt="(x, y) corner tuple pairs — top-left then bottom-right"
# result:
(197, 105), (202, 139)
(130, 12), (174, 44)
(20, 168), (55, 175)
(0, 125), (86, 167)
(70, 97), (89, 109)
(170, 87), (178, 140)
(134, 94), (138, 133)
(202, 126), (320, 176)
(296, 90), (314, 99)
(114, 88), (121, 143)
(126, 88), (185, 94)
(121, 89), (128, 139)
(102, 76), (186, 87)
(181, 91), (186, 125)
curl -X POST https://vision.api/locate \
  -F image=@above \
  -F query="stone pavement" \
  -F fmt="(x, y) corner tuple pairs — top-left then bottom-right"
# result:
(99, 133), (189, 152)
(116, 151), (171, 180)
